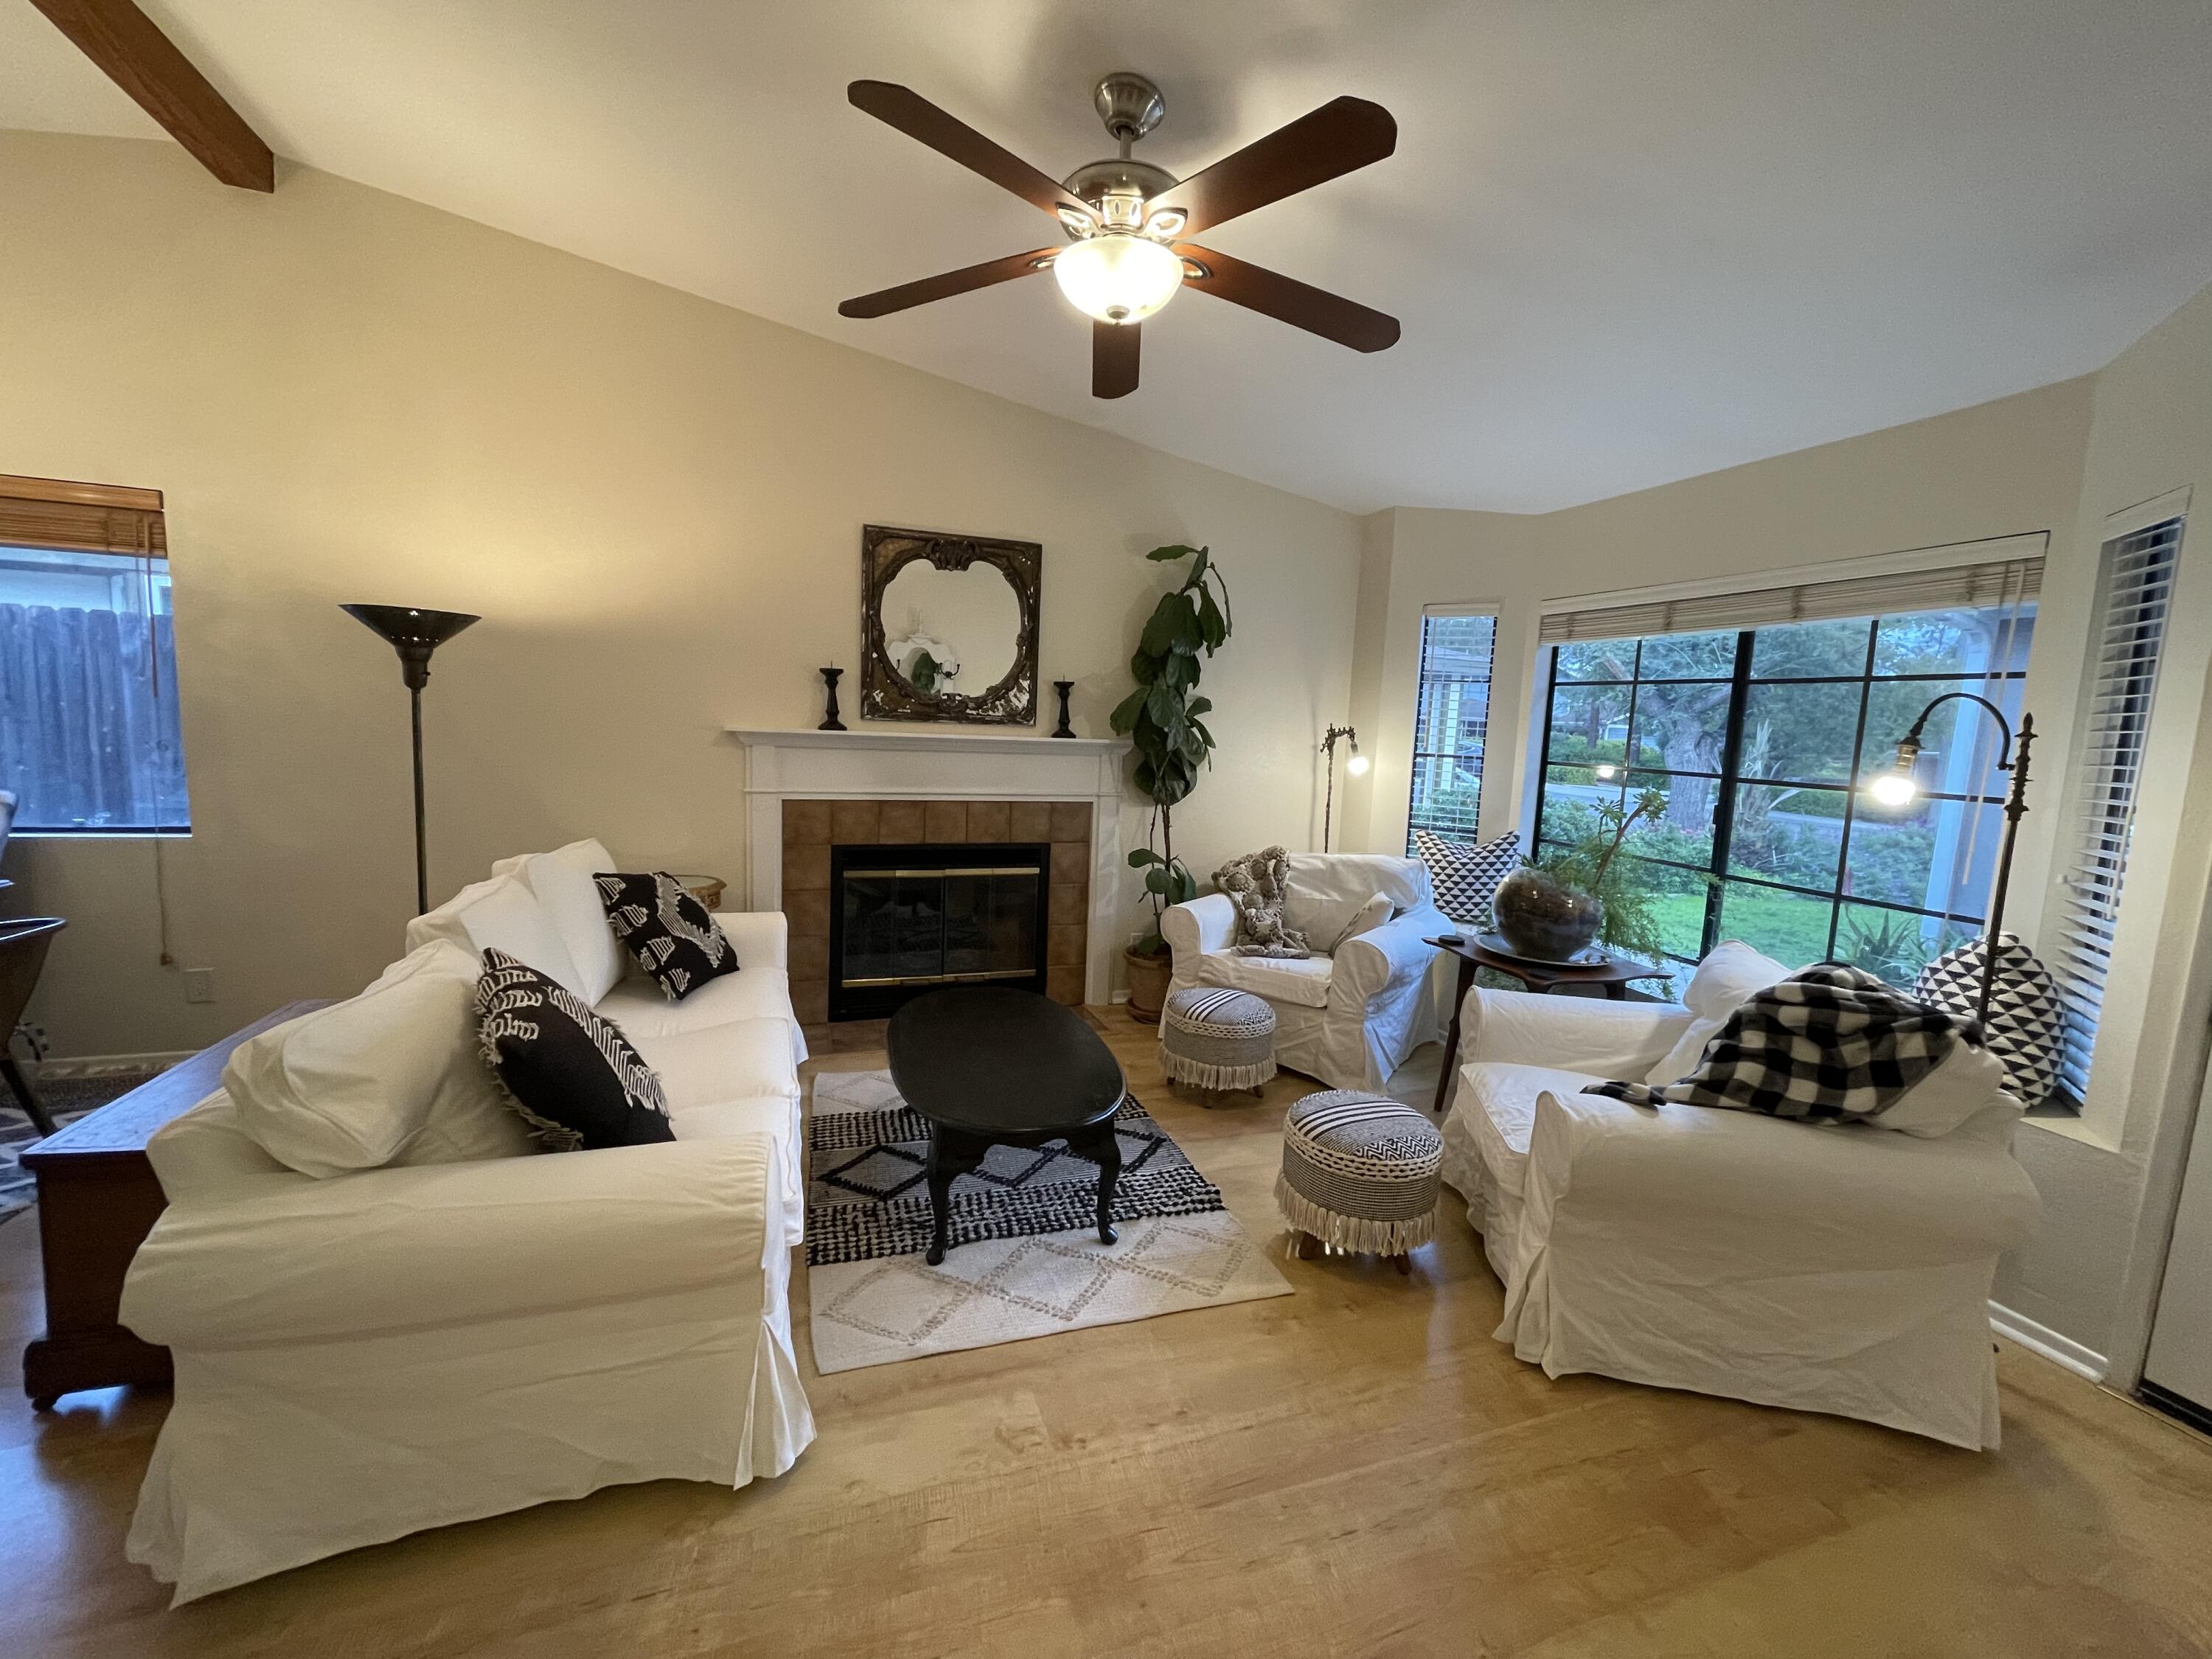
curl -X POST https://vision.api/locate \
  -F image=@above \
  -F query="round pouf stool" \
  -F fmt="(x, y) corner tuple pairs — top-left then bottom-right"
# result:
(1276, 1091), (1441, 1273)
(1158, 986), (1277, 1100)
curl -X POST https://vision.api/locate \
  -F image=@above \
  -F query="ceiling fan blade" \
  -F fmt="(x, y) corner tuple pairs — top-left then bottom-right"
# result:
(840, 247), (1058, 319)
(1174, 244), (1399, 352)
(1147, 97), (1396, 236)
(849, 80), (1095, 226)
(1093, 321), (1140, 399)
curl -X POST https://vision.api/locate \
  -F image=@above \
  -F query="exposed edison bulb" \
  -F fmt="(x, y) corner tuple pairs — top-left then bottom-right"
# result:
(1346, 752), (1370, 776)
(1052, 234), (1182, 324)
(1869, 771), (1919, 807)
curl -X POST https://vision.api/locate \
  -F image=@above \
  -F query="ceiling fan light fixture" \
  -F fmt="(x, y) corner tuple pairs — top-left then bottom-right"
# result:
(1052, 233), (1181, 324)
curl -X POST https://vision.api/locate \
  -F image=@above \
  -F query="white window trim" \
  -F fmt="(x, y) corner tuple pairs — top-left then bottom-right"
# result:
(2101, 485), (2191, 543)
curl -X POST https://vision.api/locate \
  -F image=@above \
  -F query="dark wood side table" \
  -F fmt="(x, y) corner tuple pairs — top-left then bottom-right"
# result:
(20, 999), (324, 1409)
(1425, 938), (1669, 1115)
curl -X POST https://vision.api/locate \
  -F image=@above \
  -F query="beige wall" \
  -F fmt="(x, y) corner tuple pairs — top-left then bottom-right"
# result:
(0, 131), (1361, 1054)
(1347, 379), (2098, 857)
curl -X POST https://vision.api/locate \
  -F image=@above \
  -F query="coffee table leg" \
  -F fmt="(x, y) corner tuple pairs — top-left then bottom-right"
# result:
(925, 1128), (985, 1267)
(1071, 1119), (1122, 1245)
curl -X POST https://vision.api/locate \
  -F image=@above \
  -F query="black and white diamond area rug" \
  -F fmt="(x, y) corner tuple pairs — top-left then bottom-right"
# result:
(804, 1070), (1291, 1374)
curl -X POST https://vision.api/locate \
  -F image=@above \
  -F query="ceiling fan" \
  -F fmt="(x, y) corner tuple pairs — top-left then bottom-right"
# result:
(838, 74), (1400, 399)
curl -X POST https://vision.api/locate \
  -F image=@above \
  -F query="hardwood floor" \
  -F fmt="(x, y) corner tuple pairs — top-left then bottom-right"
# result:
(4, 1006), (2211, 1656)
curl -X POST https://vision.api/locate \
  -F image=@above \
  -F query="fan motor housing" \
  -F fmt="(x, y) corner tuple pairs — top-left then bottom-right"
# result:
(1062, 157), (1178, 234)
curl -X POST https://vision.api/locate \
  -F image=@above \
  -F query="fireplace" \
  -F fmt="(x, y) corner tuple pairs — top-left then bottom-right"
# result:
(754, 773), (1107, 1035)
(828, 842), (1051, 1020)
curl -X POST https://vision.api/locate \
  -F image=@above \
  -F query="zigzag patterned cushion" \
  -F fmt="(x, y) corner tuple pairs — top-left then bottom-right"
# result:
(1413, 828), (1521, 925)
(1914, 932), (2064, 1106)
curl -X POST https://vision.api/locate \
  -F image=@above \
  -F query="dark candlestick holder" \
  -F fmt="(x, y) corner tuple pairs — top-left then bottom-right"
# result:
(818, 667), (846, 731)
(1051, 680), (1076, 738)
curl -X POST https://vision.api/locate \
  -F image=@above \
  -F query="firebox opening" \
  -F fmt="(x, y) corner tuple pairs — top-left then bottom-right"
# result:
(827, 842), (1051, 1020)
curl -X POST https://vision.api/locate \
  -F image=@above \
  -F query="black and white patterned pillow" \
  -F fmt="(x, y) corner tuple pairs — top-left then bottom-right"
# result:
(475, 947), (674, 1150)
(594, 871), (740, 1001)
(1413, 829), (1522, 925)
(1916, 932), (2063, 1105)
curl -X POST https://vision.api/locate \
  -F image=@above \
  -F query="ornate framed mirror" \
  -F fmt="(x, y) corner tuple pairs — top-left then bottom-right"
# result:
(860, 525), (1041, 725)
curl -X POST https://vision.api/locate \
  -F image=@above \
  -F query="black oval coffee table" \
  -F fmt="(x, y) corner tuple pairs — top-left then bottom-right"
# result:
(885, 987), (1127, 1267)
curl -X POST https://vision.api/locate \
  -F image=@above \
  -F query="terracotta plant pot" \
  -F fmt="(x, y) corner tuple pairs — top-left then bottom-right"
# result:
(1123, 945), (1173, 1023)
(1491, 866), (1604, 962)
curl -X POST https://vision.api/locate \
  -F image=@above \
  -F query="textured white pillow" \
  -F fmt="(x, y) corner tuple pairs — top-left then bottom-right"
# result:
(1282, 855), (1430, 943)
(1875, 1037), (2014, 1138)
(1644, 940), (1791, 1085)
(495, 838), (626, 1005)
(224, 941), (534, 1178)
(405, 872), (587, 999)
(1330, 891), (1395, 952)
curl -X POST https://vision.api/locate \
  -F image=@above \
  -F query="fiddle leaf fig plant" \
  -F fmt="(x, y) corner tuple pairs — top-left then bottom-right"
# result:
(1112, 544), (1233, 956)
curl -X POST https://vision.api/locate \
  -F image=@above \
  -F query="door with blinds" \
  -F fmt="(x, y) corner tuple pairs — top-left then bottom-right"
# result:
(2146, 1048), (2212, 1430)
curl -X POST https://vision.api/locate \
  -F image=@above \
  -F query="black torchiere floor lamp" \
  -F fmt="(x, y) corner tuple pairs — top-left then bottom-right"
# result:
(343, 604), (480, 915)
(1865, 692), (2036, 1029)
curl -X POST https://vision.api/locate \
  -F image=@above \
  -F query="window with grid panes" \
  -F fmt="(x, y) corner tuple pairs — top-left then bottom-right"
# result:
(1534, 605), (2032, 997)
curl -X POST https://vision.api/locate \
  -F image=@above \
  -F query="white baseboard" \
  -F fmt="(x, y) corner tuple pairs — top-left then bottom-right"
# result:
(1990, 1301), (2108, 1382)
(31, 1051), (191, 1079)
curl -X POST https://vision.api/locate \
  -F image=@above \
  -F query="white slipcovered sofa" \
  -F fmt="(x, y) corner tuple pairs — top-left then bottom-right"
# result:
(1161, 852), (1451, 1091)
(1440, 947), (2043, 1450)
(119, 839), (815, 1604)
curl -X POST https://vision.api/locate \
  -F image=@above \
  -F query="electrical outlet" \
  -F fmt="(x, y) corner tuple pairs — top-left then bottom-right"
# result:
(1130, 930), (1147, 948)
(183, 968), (215, 1004)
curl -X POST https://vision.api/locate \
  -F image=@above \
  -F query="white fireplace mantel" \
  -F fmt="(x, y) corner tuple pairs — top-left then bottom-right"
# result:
(727, 727), (1133, 1003)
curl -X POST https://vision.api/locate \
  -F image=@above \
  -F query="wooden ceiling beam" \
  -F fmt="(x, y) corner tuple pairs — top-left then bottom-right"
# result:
(27, 0), (274, 191)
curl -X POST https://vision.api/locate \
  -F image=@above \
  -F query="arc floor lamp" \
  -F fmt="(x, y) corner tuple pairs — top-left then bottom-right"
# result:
(1866, 691), (2036, 1029)
(343, 604), (480, 915)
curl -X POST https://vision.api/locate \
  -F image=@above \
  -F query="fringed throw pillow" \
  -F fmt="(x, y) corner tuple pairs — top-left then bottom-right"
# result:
(1213, 846), (1310, 958)
(475, 947), (674, 1150)
(594, 871), (740, 1001)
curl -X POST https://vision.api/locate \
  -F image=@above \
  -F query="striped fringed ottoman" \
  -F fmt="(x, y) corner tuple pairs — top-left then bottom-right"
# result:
(1158, 986), (1277, 1099)
(1276, 1091), (1441, 1273)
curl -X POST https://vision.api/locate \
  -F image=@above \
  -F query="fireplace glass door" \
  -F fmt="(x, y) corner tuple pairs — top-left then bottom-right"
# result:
(830, 842), (1049, 1019)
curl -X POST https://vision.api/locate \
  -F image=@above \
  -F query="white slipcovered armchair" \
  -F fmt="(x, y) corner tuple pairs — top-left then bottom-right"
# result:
(1161, 852), (1451, 1091)
(1439, 950), (2043, 1450)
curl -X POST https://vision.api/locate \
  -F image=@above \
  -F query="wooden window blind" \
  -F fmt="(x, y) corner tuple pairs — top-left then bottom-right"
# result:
(0, 473), (166, 557)
(1538, 553), (2040, 644)
(2047, 515), (2183, 1105)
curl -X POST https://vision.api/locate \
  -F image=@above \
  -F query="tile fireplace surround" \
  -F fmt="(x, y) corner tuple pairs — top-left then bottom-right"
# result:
(729, 729), (1130, 1047)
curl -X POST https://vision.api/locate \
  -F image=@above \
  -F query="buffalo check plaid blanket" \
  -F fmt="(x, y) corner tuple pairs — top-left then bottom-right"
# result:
(1585, 963), (1975, 1127)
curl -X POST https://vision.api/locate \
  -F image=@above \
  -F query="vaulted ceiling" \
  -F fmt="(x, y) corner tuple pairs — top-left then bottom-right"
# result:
(7, 1), (2212, 512)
